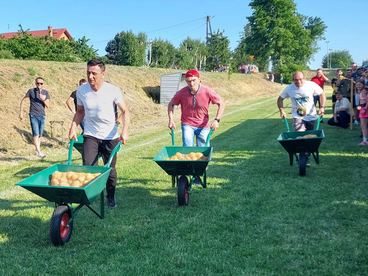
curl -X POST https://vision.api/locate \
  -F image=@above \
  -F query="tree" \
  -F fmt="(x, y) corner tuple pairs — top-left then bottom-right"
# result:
(239, 0), (326, 80)
(105, 31), (146, 66)
(175, 38), (207, 70)
(150, 39), (176, 68)
(322, 50), (353, 69)
(71, 36), (97, 61)
(205, 30), (231, 71)
(0, 26), (97, 62)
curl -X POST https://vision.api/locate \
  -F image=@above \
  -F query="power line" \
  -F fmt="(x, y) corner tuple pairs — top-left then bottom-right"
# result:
(145, 16), (207, 34)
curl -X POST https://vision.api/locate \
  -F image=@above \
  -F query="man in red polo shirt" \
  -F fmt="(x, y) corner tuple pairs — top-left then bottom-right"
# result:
(168, 69), (225, 147)
(311, 68), (329, 108)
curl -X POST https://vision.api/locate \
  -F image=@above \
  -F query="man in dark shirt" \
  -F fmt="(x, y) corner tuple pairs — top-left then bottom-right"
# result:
(66, 79), (87, 131)
(19, 77), (50, 158)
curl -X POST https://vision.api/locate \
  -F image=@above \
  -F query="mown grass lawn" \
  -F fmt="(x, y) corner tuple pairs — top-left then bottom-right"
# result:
(1, 96), (368, 275)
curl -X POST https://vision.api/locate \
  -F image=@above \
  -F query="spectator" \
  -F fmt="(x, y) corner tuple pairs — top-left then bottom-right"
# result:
(327, 91), (350, 128)
(66, 78), (87, 132)
(311, 68), (329, 109)
(19, 77), (50, 158)
(68, 59), (130, 208)
(356, 80), (368, 145)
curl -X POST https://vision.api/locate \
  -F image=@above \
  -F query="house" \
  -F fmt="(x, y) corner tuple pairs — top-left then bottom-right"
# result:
(0, 26), (73, 41)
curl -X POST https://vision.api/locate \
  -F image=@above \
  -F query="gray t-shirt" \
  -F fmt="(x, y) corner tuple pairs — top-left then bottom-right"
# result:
(25, 88), (50, 116)
(77, 82), (123, 140)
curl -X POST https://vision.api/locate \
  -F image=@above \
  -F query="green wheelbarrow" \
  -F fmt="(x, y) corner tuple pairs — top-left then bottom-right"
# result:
(277, 116), (325, 176)
(16, 139), (122, 246)
(153, 128), (213, 206)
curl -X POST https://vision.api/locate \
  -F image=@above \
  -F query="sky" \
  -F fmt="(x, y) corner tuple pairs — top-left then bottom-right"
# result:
(0, 0), (366, 69)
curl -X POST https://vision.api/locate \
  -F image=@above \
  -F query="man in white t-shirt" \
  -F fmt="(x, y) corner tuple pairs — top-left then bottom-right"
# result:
(68, 59), (130, 208)
(277, 71), (326, 131)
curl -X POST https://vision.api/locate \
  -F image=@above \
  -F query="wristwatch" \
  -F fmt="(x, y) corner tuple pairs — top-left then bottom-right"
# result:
(215, 118), (220, 123)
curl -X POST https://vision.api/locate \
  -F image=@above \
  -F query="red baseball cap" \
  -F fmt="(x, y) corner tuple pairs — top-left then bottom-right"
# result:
(185, 69), (200, 78)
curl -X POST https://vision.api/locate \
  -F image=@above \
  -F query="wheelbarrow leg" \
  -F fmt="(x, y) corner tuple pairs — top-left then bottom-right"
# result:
(172, 176), (176, 188)
(289, 153), (294, 165)
(312, 150), (320, 164)
(203, 171), (207, 188)
(100, 190), (105, 219)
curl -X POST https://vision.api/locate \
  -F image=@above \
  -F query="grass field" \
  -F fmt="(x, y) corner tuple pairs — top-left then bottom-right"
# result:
(1, 96), (368, 275)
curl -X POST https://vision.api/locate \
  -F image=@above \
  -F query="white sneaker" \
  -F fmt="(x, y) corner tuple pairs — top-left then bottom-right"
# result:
(36, 151), (46, 158)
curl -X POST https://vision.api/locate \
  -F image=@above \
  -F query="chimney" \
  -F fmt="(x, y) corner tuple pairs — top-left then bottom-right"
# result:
(48, 26), (53, 37)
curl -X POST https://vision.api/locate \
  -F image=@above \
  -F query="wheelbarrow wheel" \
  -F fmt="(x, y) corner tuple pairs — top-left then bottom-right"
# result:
(177, 176), (189, 206)
(298, 152), (308, 176)
(50, 205), (73, 246)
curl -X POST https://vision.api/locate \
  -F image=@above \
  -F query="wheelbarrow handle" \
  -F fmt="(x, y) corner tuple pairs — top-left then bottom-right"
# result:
(170, 128), (175, 146)
(283, 117), (290, 132)
(67, 138), (76, 165)
(314, 115), (322, 130)
(205, 128), (215, 146)
(104, 141), (122, 168)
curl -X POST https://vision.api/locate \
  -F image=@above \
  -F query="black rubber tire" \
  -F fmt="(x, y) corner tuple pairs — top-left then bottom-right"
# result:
(298, 153), (307, 176)
(177, 176), (189, 206)
(50, 205), (73, 246)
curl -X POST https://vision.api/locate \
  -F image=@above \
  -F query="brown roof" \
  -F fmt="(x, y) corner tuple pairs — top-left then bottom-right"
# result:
(0, 27), (72, 40)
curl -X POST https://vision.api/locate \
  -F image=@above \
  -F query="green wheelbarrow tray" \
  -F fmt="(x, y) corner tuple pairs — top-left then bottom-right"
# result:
(16, 138), (122, 246)
(16, 164), (111, 205)
(277, 129), (325, 157)
(277, 117), (325, 176)
(153, 146), (213, 176)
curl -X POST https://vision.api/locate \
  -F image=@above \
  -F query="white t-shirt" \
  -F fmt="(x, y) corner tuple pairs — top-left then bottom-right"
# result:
(280, 80), (323, 121)
(334, 97), (350, 114)
(77, 82), (123, 140)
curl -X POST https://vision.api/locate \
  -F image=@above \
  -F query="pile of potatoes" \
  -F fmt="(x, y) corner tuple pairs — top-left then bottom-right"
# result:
(50, 171), (101, 187)
(296, 134), (318, 139)
(167, 152), (208, 161)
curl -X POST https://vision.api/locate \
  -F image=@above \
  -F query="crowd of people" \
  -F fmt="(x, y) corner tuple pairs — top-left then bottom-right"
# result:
(276, 63), (368, 146)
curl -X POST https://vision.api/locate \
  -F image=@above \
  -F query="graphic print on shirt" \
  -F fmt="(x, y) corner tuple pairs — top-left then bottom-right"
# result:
(295, 95), (308, 116)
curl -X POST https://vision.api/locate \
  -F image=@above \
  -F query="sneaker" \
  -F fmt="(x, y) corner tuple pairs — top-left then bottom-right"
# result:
(358, 141), (368, 146)
(353, 120), (359, 126)
(36, 151), (46, 158)
(107, 196), (117, 208)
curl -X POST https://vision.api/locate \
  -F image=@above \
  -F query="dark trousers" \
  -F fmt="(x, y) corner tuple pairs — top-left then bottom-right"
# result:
(313, 95), (320, 108)
(327, 111), (350, 128)
(83, 135), (119, 198)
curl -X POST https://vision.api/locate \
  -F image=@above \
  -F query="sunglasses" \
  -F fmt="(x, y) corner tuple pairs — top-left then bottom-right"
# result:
(36, 82), (44, 85)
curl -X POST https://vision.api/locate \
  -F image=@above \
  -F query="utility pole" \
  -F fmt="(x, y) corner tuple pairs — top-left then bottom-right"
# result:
(206, 16), (213, 44)
(146, 40), (152, 66)
(326, 40), (329, 69)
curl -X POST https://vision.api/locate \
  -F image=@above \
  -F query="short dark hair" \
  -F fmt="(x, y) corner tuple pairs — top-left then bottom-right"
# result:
(35, 76), (44, 82)
(79, 78), (87, 85)
(87, 59), (105, 72)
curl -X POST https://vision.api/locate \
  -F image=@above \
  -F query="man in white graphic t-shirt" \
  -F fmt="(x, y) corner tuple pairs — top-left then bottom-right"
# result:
(277, 71), (326, 131)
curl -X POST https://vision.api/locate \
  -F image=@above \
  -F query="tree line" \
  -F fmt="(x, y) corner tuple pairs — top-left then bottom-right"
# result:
(0, 1), (358, 82)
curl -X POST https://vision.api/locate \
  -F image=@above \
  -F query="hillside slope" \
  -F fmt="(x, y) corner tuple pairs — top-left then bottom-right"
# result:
(0, 59), (282, 157)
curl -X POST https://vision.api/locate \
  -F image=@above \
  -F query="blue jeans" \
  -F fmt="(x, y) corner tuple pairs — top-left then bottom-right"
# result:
(181, 124), (210, 146)
(29, 115), (45, 137)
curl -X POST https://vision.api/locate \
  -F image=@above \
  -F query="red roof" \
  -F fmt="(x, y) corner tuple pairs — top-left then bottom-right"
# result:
(0, 27), (72, 40)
